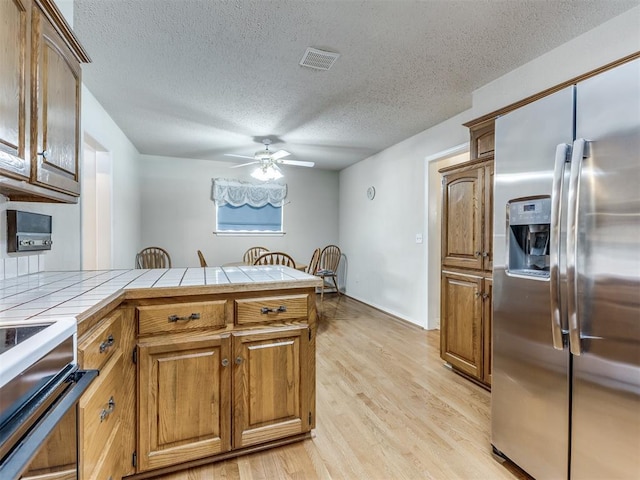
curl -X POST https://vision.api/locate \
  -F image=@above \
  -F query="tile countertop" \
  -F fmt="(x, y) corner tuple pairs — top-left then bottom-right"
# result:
(0, 266), (322, 325)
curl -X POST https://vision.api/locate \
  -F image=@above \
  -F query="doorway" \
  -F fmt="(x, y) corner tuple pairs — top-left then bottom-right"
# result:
(81, 136), (112, 270)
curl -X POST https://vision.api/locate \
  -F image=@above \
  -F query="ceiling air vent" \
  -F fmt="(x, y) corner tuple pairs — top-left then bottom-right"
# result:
(299, 47), (340, 71)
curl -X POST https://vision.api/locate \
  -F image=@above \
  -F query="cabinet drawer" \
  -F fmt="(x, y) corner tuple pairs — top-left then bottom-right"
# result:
(137, 300), (228, 336)
(236, 294), (308, 325)
(79, 311), (122, 370)
(79, 352), (122, 479)
(89, 421), (122, 480)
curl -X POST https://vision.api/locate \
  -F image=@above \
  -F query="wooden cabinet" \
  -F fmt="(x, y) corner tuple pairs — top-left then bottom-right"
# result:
(77, 309), (129, 480)
(233, 326), (312, 449)
(440, 271), (492, 383)
(137, 333), (231, 471)
(133, 289), (316, 475)
(31, 5), (83, 196)
(19, 408), (77, 480)
(440, 271), (483, 379)
(440, 120), (494, 388)
(0, 0), (89, 203)
(440, 160), (493, 271)
(0, 0), (31, 181)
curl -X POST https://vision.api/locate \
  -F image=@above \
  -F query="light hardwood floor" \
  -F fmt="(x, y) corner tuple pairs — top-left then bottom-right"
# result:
(156, 295), (529, 480)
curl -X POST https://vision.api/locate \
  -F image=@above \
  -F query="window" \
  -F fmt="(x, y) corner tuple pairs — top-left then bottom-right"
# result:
(212, 179), (287, 235)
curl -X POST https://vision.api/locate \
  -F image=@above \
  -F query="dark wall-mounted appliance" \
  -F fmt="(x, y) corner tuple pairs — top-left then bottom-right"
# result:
(6, 211), (52, 252)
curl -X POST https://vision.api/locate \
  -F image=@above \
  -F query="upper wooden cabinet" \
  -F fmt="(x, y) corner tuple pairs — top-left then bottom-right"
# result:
(470, 122), (495, 160)
(0, 0), (89, 203)
(440, 159), (493, 272)
(0, 0), (31, 180)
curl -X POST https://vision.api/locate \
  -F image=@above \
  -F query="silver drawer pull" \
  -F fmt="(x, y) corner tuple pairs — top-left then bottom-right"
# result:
(261, 306), (287, 314)
(100, 396), (116, 422)
(99, 334), (115, 353)
(221, 358), (229, 367)
(168, 313), (201, 322)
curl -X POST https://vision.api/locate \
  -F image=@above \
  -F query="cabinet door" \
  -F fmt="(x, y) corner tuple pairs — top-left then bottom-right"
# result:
(137, 334), (231, 471)
(482, 278), (493, 385)
(441, 166), (484, 270)
(483, 162), (494, 272)
(0, 0), (31, 180)
(440, 271), (483, 379)
(31, 7), (81, 195)
(233, 325), (311, 449)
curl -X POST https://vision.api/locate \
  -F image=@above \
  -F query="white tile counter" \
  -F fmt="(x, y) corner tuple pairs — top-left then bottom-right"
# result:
(0, 266), (320, 325)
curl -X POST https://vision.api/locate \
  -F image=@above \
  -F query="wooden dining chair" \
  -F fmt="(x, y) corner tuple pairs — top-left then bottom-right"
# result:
(197, 250), (207, 267)
(253, 251), (296, 268)
(318, 244), (342, 303)
(136, 247), (172, 269)
(243, 246), (269, 264)
(306, 248), (321, 275)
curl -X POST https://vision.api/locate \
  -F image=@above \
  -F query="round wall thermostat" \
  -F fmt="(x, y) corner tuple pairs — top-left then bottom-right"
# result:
(367, 186), (376, 200)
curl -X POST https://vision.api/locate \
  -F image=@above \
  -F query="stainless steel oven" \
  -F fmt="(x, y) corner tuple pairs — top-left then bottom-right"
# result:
(0, 319), (97, 479)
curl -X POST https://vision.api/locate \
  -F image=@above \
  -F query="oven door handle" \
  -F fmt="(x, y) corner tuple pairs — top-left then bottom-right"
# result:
(0, 369), (98, 480)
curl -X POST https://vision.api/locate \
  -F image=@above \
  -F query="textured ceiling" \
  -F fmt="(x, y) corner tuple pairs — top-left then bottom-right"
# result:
(73, 0), (637, 171)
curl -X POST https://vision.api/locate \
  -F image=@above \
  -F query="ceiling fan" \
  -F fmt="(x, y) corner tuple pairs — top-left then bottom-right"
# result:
(224, 139), (315, 172)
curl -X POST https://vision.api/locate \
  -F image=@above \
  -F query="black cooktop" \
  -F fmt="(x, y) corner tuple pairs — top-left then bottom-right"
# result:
(0, 325), (50, 355)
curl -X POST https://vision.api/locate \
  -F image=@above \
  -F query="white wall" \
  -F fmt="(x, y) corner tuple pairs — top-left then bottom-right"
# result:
(81, 87), (141, 269)
(138, 155), (339, 268)
(339, 113), (469, 327)
(339, 6), (640, 329)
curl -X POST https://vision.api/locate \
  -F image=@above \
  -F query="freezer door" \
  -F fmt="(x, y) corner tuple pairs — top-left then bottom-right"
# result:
(571, 58), (640, 480)
(492, 86), (573, 480)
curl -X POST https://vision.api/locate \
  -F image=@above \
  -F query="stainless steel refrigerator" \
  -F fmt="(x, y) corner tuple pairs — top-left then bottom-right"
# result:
(491, 57), (640, 479)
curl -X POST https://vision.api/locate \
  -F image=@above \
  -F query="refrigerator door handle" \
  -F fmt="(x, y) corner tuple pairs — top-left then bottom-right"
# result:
(550, 143), (570, 350)
(567, 138), (586, 355)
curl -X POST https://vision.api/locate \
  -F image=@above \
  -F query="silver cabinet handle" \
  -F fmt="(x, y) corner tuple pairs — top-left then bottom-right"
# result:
(550, 143), (570, 350)
(261, 306), (287, 314)
(566, 138), (586, 355)
(168, 313), (201, 322)
(99, 334), (115, 353)
(100, 396), (116, 422)
(235, 356), (243, 365)
(221, 358), (229, 367)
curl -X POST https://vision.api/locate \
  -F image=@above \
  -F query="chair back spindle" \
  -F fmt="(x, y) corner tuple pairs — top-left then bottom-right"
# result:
(136, 247), (172, 269)
(243, 246), (269, 264)
(253, 251), (296, 268)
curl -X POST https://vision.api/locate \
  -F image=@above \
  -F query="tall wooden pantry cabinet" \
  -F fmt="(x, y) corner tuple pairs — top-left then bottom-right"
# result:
(439, 119), (494, 388)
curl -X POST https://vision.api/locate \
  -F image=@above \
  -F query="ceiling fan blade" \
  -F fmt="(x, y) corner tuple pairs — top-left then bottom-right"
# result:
(270, 149), (291, 160)
(230, 161), (259, 168)
(224, 153), (256, 160)
(279, 159), (315, 167)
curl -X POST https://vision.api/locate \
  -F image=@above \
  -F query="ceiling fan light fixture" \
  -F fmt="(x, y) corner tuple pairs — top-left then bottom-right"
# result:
(251, 164), (283, 181)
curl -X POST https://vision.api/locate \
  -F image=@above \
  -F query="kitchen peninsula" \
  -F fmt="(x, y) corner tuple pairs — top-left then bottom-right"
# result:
(0, 266), (321, 479)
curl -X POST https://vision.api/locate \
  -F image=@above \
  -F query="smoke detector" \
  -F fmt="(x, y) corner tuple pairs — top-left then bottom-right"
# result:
(299, 47), (340, 71)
